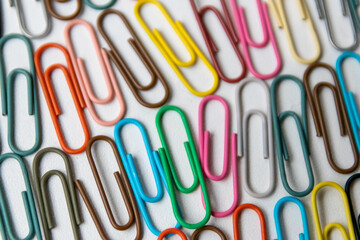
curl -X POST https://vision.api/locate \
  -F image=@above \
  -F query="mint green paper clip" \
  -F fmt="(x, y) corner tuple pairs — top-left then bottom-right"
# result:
(84, 0), (116, 10)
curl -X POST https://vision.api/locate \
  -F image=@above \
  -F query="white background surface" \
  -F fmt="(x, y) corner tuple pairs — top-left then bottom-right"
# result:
(2, 0), (360, 239)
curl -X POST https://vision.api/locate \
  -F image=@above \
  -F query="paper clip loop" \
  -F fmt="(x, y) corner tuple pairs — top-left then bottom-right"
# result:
(32, 147), (82, 240)
(311, 181), (356, 240)
(198, 95), (238, 217)
(345, 173), (360, 240)
(189, 0), (247, 83)
(114, 119), (180, 236)
(134, 0), (219, 97)
(0, 153), (42, 240)
(270, 75), (314, 197)
(274, 196), (310, 240)
(156, 105), (211, 229)
(0, 34), (41, 156)
(44, 0), (82, 20)
(233, 203), (267, 240)
(236, 78), (275, 198)
(97, 9), (169, 108)
(75, 136), (141, 240)
(229, 0), (282, 79)
(269, 0), (321, 64)
(157, 226), (226, 240)
(34, 42), (90, 154)
(84, 0), (116, 10)
(304, 62), (359, 173)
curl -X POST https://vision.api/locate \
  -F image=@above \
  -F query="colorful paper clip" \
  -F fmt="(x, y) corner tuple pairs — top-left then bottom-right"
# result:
(229, 0), (282, 79)
(198, 95), (238, 217)
(97, 9), (169, 108)
(345, 173), (360, 240)
(157, 225), (226, 240)
(114, 119), (180, 236)
(274, 196), (310, 240)
(0, 153), (42, 240)
(84, 0), (116, 10)
(75, 136), (141, 240)
(233, 203), (267, 240)
(304, 62), (359, 173)
(34, 42), (90, 154)
(156, 105), (211, 229)
(33, 147), (82, 240)
(348, 0), (360, 32)
(189, 0), (247, 83)
(270, 75), (314, 197)
(134, 0), (219, 97)
(269, 0), (321, 64)
(0, 34), (41, 156)
(236, 78), (275, 198)
(311, 181), (356, 240)
(44, 0), (82, 20)
(64, 19), (126, 126)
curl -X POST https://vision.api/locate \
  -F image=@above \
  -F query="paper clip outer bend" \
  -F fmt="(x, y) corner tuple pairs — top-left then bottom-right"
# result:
(32, 147), (82, 240)
(0, 34), (41, 156)
(345, 173), (360, 240)
(304, 62), (359, 174)
(157, 226), (226, 240)
(156, 105), (211, 229)
(114, 118), (180, 236)
(34, 42), (90, 154)
(158, 228), (188, 240)
(64, 19), (126, 126)
(270, 75), (314, 197)
(198, 95), (238, 217)
(236, 78), (275, 198)
(233, 203), (267, 240)
(311, 181), (356, 240)
(44, 0), (82, 20)
(97, 9), (169, 108)
(229, 0), (282, 80)
(134, 0), (219, 97)
(269, 0), (321, 64)
(0, 153), (42, 240)
(189, 0), (247, 83)
(75, 136), (141, 240)
(84, 0), (116, 10)
(274, 196), (310, 240)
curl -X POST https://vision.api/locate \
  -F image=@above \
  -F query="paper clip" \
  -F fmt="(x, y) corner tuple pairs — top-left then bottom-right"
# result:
(233, 203), (267, 240)
(311, 181), (356, 240)
(270, 75), (314, 197)
(236, 78), (275, 198)
(345, 173), (360, 240)
(114, 119), (180, 236)
(304, 62), (359, 173)
(348, 0), (360, 31)
(44, 0), (82, 20)
(315, 0), (359, 51)
(34, 42), (90, 154)
(84, 0), (116, 10)
(189, 0), (247, 83)
(64, 19), (125, 126)
(198, 95), (238, 217)
(134, 0), (219, 97)
(274, 196), (310, 240)
(229, 0), (282, 79)
(156, 105), (211, 229)
(0, 34), (41, 156)
(157, 225), (226, 240)
(0, 153), (42, 240)
(97, 9), (169, 108)
(75, 136), (141, 240)
(32, 147), (82, 240)
(269, 0), (321, 64)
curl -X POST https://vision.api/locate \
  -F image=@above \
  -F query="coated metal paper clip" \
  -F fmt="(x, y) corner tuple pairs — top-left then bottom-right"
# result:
(274, 196), (310, 240)
(84, 0), (116, 10)
(157, 226), (226, 240)
(348, 0), (360, 32)
(269, 0), (321, 64)
(345, 173), (360, 240)
(33, 147), (82, 240)
(189, 0), (247, 83)
(97, 9), (169, 108)
(312, 181), (356, 240)
(134, 0), (219, 97)
(34, 43), (90, 154)
(0, 153), (42, 240)
(304, 62), (359, 173)
(0, 34), (41, 156)
(114, 119), (180, 236)
(64, 19), (126, 126)
(75, 136), (142, 240)
(198, 95), (238, 217)
(270, 75), (314, 197)
(229, 0), (282, 80)
(44, 0), (82, 20)
(156, 105), (211, 229)
(236, 78), (275, 198)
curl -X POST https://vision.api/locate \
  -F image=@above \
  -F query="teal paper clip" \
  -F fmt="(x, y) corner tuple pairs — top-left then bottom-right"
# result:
(348, 0), (360, 31)
(84, 0), (116, 10)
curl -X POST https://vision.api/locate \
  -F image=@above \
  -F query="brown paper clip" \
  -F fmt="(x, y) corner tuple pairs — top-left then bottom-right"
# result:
(44, 0), (82, 20)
